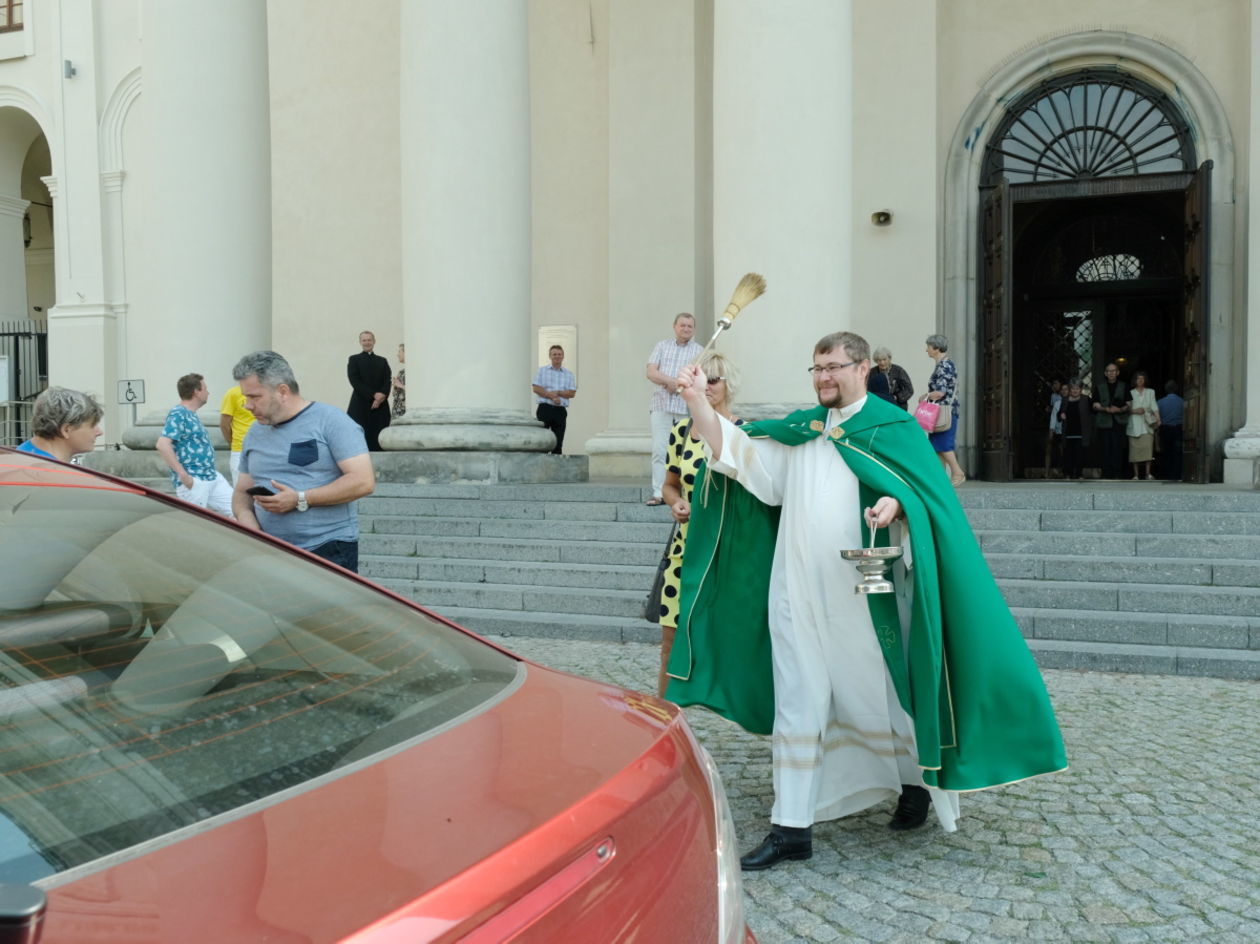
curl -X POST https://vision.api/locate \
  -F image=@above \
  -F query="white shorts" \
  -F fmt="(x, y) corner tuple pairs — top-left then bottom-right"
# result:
(177, 472), (235, 517)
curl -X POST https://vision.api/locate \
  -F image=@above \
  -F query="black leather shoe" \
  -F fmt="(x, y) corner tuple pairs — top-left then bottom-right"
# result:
(740, 829), (812, 871)
(889, 784), (931, 831)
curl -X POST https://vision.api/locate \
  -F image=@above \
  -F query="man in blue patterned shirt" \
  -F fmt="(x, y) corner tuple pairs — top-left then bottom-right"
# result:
(532, 345), (577, 455)
(156, 373), (234, 516)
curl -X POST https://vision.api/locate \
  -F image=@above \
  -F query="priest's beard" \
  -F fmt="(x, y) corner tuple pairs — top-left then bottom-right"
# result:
(816, 386), (843, 409)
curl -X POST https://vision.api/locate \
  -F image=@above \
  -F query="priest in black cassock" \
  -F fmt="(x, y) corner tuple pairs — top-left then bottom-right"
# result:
(346, 330), (392, 451)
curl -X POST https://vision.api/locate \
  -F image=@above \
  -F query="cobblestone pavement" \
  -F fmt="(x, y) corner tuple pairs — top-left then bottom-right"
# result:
(489, 635), (1260, 944)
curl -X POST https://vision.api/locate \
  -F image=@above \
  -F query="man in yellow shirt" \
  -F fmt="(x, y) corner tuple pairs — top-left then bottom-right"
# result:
(219, 384), (256, 483)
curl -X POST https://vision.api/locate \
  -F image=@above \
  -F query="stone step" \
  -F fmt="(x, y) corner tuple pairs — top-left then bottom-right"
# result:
(965, 507), (1260, 534)
(988, 553), (1260, 588)
(360, 534), (667, 567)
(364, 515), (673, 545)
(961, 486), (1260, 514)
(404, 604), (658, 645)
(1026, 638), (1260, 680)
(977, 530), (1260, 560)
(358, 495), (673, 523)
(361, 555), (655, 591)
(999, 577), (1260, 618)
(1011, 607), (1259, 650)
(374, 578), (647, 620)
(370, 482), (651, 503)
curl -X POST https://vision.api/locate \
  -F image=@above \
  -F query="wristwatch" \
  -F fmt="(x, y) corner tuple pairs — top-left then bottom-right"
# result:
(296, 490), (309, 512)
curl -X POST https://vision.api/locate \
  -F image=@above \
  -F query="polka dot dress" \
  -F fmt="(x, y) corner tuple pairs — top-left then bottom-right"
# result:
(658, 416), (741, 627)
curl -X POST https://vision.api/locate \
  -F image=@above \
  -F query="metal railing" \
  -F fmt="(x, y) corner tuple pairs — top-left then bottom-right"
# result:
(0, 400), (33, 447)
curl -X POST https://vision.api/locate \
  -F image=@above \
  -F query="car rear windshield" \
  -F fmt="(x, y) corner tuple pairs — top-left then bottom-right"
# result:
(0, 481), (519, 884)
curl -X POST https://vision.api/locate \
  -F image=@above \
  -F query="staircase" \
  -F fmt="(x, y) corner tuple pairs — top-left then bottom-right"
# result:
(968, 484), (1260, 678)
(359, 481), (1260, 680)
(361, 483), (665, 644)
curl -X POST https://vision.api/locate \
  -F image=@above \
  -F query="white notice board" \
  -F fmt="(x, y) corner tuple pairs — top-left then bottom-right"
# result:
(536, 325), (577, 380)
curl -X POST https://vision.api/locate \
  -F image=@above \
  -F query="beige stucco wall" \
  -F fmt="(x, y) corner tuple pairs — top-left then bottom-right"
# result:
(851, 0), (939, 397)
(528, 0), (611, 453)
(267, 0), (402, 410)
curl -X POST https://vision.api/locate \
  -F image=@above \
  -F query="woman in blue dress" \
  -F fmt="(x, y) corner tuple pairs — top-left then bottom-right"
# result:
(921, 334), (966, 486)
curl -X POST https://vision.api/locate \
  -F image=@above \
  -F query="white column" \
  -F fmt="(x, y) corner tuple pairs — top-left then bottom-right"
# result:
(710, 0), (854, 416)
(140, 0), (270, 404)
(0, 193), (28, 320)
(100, 171), (126, 306)
(584, 0), (703, 474)
(1224, 0), (1260, 486)
(43, 167), (119, 430)
(42, 0), (119, 431)
(389, 0), (550, 452)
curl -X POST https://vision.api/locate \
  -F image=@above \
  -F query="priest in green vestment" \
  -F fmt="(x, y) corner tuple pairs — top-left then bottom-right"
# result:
(665, 330), (1066, 872)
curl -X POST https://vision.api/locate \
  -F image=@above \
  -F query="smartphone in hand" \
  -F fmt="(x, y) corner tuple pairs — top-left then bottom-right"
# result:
(245, 484), (275, 497)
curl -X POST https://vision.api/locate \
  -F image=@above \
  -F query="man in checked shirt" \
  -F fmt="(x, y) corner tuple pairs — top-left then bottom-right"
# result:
(531, 345), (577, 455)
(644, 313), (703, 505)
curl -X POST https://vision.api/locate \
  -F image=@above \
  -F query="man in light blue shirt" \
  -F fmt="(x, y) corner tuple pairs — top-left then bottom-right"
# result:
(532, 345), (577, 455)
(1157, 380), (1185, 480)
(231, 351), (374, 572)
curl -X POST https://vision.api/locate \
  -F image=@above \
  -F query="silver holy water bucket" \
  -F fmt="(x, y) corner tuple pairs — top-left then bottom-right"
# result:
(839, 545), (904, 595)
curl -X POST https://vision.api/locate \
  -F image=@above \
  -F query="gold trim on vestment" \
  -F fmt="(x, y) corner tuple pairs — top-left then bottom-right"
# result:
(772, 721), (915, 763)
(772, 740), (911, 766)
(936, 764), (1071, 793)
(775, 721), (898, 745)
(671, 460), (729, 682)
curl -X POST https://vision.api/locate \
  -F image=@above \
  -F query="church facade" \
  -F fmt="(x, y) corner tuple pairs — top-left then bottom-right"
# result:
(2, 0), (1259, 483)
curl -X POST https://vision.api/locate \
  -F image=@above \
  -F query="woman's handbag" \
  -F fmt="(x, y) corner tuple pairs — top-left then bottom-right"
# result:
(642, 525), (678, 623)
(914, 399), (953, 434)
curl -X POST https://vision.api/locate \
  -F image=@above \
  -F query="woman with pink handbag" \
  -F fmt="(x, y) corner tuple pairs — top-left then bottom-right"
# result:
(920, 334), (966, 486)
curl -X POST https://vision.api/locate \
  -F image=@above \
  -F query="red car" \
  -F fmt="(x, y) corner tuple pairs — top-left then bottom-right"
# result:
(0, 450), (755, 943)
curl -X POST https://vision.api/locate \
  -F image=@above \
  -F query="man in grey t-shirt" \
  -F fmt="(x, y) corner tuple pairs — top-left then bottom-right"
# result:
(230, 350), (375, 572)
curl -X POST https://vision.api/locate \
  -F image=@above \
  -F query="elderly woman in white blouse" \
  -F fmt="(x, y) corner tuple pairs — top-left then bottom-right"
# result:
(1126, 370), (1160, 481)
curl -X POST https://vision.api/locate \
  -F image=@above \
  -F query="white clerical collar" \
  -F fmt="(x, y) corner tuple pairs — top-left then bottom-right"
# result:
(827, 395), (868, 430)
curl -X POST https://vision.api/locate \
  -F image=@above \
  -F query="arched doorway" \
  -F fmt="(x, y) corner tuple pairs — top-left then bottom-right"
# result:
(977, 69), (1209, 481)
(0, 104), (52, 443)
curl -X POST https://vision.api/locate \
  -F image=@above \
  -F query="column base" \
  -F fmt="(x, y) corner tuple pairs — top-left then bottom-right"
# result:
(380, 408), (554, 452)
(736, 401), (815, 422)
(584, 430), (650, 480)
(121, 410), (228, 450)
(371, 451), (588, 484)
(1223, 430), (1260, 488)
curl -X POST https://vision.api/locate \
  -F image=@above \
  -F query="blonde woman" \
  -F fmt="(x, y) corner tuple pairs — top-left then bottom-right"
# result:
(656, 352), (742, 696)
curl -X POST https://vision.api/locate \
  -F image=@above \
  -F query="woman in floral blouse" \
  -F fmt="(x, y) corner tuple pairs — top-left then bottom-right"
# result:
(921, 334), (966, 487)
(391, 343), (406, 419)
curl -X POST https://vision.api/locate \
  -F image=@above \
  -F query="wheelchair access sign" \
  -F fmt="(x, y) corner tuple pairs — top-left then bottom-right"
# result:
(117, 380), (145, 405)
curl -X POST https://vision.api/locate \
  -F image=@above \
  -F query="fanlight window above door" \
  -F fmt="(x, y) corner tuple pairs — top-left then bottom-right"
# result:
(1076, 253), (1142, 282)
(983, 70), (1194, 184)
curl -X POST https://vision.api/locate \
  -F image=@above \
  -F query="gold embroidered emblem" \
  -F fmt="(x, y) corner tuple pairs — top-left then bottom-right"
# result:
(829, 426), (844, 440)
(809, 419), (825, 433)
